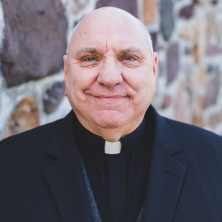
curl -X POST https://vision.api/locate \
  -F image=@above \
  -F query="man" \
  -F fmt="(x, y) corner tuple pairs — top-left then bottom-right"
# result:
(0, 7), (222, 222)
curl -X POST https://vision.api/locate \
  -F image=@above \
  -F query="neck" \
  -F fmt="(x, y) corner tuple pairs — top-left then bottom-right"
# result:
(96, 129), (126, 142)
(77, 116), (144, 142)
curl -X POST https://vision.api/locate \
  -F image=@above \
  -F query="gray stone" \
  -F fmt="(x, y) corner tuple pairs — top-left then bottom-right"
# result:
(167, 43), (179, 85)
(208, 111), (222, 128)
(160, 0), (175, 41)
(43, 81), (65, 114)
(207, 64), (214, 73)
(96, 0), (138, 17)
(150, 32), (158, 52)
(204, 66), (221, 107)
(184, 47), (192, 55)
(194, 0), (208, 5)
(1, 0), (68, 87)
(211, 0), (218, 4)
(157, 61), (165, 77)
(179, 3), (195, 19)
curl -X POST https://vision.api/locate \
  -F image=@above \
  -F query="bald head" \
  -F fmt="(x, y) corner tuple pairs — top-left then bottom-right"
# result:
(66, 7), (153, 56)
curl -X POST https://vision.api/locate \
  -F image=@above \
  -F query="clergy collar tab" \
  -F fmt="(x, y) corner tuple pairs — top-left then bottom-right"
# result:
(104, 141), (121, 154)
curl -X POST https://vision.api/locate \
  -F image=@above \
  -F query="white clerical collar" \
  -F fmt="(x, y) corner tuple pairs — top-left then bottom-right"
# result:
(104, 141), (121, 154)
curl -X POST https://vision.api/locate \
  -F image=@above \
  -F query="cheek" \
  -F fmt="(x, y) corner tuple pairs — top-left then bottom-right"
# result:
(124, 71), (154, 96)
(139, 66), (157, 94)
(131, 74), (156, 108)
(65, 72), (81, 104)
(67, 70), (99, 106)
(143, 76), (156, 99)
(72, 68), (98, 90)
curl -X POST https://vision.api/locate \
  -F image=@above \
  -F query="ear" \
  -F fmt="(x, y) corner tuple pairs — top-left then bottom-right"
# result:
(153, 52), (158, 93)
(153, 52), (158, 77)
(63, 55), (68, 96)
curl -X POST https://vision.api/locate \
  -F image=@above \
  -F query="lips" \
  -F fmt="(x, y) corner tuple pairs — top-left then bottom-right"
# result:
(85, 92), (129, 104)
(85, 91), (127, 98)
(95, 95), (126, 98)
(96, 96), (125, 102)
(84, 89), (130, 105)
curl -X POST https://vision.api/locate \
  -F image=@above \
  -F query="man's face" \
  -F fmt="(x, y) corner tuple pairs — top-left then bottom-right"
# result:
(64, 9), (158, 140)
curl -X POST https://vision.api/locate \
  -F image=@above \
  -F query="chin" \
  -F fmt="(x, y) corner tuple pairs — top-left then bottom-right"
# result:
(94, 116), (127, 130)
(96, 121), (123, 129)
(93, 110), (128, 128)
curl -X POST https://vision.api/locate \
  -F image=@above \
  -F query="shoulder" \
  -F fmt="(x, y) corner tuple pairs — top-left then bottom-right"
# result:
(0, 112), (75, 171)
(165, 117), (222, 149)
(0, 116), (64, 152)
(0, 110), (75, 165)
(162, 117), (222, 174)
(150, 104), (222, 165)
(149, 106), (222, 152)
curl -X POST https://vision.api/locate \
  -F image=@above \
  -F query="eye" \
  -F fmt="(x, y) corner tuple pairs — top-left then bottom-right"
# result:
(80, 55), (100, 68)
(124, 56), (134, 61)
(119, 54), (141, 68)
(83, 56), (96, 62)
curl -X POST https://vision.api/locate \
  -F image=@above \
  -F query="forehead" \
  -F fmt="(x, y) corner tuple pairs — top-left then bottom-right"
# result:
(70, 13), (150, 54)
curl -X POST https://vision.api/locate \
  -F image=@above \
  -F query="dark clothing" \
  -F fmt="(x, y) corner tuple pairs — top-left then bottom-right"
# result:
(1, 106), (222, 222)
(75, 116), (153, 222)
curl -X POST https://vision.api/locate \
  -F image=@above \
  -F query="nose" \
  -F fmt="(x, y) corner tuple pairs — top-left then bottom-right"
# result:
(97, 58), (123, 87)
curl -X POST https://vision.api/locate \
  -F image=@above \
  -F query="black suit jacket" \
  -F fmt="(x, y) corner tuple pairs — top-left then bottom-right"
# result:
(1, 106), (222, 222)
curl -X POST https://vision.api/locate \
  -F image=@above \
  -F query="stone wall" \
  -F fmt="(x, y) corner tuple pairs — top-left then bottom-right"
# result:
(0, 0), (222, 139)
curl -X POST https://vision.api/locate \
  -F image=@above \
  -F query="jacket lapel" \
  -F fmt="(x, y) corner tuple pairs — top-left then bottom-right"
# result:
(42, 111), (92, 222)
(142, 107), (187, 222)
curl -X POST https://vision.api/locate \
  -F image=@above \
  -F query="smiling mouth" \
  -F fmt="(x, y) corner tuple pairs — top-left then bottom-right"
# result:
(84, 90), (129, 102)
(95, 95), (128, 101)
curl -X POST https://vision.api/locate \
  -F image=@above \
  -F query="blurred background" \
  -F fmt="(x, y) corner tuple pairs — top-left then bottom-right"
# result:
(0, 0), (221, 139)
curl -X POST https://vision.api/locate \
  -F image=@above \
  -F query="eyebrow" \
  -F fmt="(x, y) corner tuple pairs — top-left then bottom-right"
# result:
(119, 47), (144, 56)
(75, 48), (102, 57)
(74, 47), (144, 57)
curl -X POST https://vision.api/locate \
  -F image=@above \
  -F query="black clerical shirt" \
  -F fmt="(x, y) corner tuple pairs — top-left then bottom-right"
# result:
(75, 117), (153, 222)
